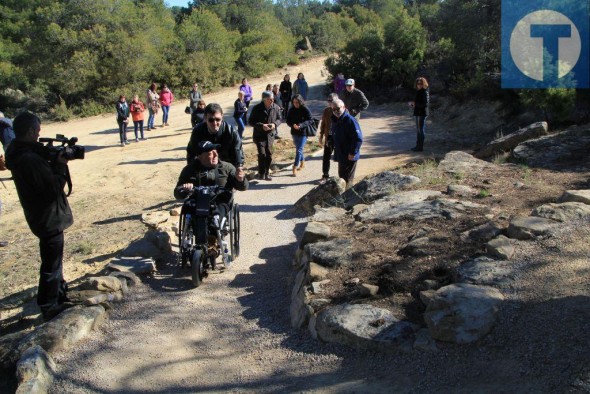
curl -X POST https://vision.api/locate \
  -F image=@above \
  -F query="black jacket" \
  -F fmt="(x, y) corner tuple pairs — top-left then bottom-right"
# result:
(5, 140), (73, 238)
(248, 102), (282, 142)
(339, 88), (369, 117)
(174, 160), (248, 200)
(279, 81), (292, 101)
(286, 105), (313, 136)
(413, 88), (430, 117)
(187, 121), (244, 166)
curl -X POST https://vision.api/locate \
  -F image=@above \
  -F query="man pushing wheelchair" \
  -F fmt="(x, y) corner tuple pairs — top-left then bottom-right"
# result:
(174, 140), (247, 286)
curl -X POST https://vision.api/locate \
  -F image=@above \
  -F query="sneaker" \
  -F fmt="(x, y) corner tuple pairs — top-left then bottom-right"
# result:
(265, 174), (272, 181)
(135, 138), (139, 142)
(147, 127), (152, 131)
(165, 123), (169, 126)
(124, 140), (130, 145)
(120, 142), (125, 147)
(140, 137), (147, 141)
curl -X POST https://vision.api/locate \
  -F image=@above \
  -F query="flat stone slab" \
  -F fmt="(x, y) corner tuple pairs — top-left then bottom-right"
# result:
(447, 184), (476, 197)
(456, 256), (515, 288)
(305, 239), (353, 268)
(292, 177), (346, 216)
(311, 206), (347, 222)
(360, 198), (488, 222)
(316, 304), (418, 350)
(300, 222), (331, 249)
(0, 287), (38, 311)
(460, 222), (502, 243)
(531, 202), (590, 222)
(424, 284), (504, 344)
(438, 151), (495, 174)
(358, 190), (442, 221)
(475, 121), (548, 158)
(486, 235), (515, 260)
(108, 257), (156, 274)
(558, 190), (590, 205)
(141, 211), (170, 228)
(507, 216), (558, 240)
(16, 345), (56, 394)
(342, 171), (421, 208)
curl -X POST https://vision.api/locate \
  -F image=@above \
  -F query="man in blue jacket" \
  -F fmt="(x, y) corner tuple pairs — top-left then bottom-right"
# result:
(331, 98), (363, 189)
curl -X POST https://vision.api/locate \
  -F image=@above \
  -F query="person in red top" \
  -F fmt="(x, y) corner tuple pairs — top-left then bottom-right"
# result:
(159, 84), (174, 127)
(130, 95), (146, 141)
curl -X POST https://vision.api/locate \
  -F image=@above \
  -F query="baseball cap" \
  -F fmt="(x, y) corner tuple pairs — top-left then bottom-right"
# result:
(195, 141), (221, 155)
(345, 79), (355, 85)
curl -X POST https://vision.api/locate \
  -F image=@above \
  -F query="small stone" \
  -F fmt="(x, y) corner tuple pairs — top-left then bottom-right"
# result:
(311, 280), (330, 294)
(344, 278), (360, 286)
(169, 207), (181, 216)
(312, 207), (347, 222)
(447, 184), (476, 197)
(359, 283), (379, 297)
(79, 276), (122, 292)
(108, 271), (141, 286)
(413, 328), (439, 353)
(507, 216), (557, 240)
(486, 235), (515, 259)
(461, 222), (502, 243)
(531, 202), (590, 222)
(513, 181), (525, 189)
(398, 237), (430, 257)
(309, 298), (330, 311)
(300, 222), (331, 249)
(309, 262), (330, 281)
(419, 290), (436, 306)
(352, 204), (369, 218)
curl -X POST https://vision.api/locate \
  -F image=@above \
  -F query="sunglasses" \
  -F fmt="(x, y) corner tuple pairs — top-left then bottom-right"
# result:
(207, 117), (222, 123)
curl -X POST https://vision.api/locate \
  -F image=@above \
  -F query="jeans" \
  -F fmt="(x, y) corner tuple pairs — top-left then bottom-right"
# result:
(415, 116), (427, 149)
(292, 134), (307, 168)
(148, 108), (155, 129)
(162, 105), (170, 124)
(38, 231), (68, 312)
(117, 120), (128, 143)
(234, 115), (246, 139)
(322, 135), (334, 177)
(133, 120), (144, 139)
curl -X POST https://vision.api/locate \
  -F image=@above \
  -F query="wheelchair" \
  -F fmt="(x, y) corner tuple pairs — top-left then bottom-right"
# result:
(177, 185), (240, 287)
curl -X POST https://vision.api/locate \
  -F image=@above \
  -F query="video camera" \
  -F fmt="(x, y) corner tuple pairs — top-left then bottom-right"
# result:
(39, 134), (85, 162)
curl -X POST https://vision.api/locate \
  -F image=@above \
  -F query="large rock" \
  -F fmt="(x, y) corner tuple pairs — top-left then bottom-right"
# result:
(121, 238), (162, 259)
(460, 222), (503, 243)
(424, 284), (504, 344)
(305, 239), (353, 268)
(290, 267), (312, 328)
(558, 190), (590, 205)
(16, 346), (56, 394)
(144, 230), (173, 254)
(311, 206), (348, 222)
(292, 177), (346, 216)
(141, 210), (170, 228)
(0, 306), (106, 368)
(475, 122), (548, 158)
(359, 198), (488, 223)
(456, 256), (515, 288)
(438, 151), (495, 174)
(358, 190), (441, 221)
(507, 216), (557, 240)
(79, 276), (122, 292)
(316, 304), (418, 350)
(531, 202), (590, 222)
(299, 222), (331, 249)
(309, 263), (330, 281)
(486, 235), (515, 260)
(512, 127), (590, 170)
(342, 172), (421, 208)
(108, 257), (156, 274)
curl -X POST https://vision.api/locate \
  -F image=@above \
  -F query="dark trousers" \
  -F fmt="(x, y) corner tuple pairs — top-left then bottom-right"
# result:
(255, 138), (274, 176)
(118, 120), (128, 143)
(322, 136), (334, 177)
(338, 160), (358, 189)
(38, 231), (68, 311)
(281, 99), (290, 119)
(415, 116), (427, 149)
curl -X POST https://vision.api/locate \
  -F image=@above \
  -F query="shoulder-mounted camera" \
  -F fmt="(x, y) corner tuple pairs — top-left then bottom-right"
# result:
(39, 134), (85, 162)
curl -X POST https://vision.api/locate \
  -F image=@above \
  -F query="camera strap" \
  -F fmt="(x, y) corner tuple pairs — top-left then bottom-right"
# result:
(65, 165), (73, 196)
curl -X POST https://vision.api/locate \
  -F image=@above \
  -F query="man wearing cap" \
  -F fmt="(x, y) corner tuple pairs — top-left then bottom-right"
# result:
(330, 98), (363, 189)
(248, 91), (282, 180)
(339, 79), (369, 119)
(187, 103), (244, 168)
(175, 141), (248, 201)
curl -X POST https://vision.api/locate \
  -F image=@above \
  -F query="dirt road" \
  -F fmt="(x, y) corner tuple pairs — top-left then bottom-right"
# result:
(0, 57), (434, 391)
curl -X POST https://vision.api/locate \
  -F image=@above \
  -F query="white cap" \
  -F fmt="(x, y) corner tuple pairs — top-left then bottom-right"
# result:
(345, 79), (355, 85)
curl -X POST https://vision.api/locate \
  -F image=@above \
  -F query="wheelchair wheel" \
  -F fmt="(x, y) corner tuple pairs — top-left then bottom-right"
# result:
(179, 214), (194, 268)
(191, 249), (205, 287)
(229, 203), (240, 259)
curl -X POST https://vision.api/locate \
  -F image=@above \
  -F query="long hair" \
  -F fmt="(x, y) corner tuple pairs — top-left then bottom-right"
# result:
(292, 94), (305, 107)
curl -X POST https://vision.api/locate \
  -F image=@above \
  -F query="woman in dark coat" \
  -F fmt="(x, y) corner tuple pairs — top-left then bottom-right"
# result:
(286, 94), (313, 176)
(410, 77), (430, 152)
(279, 74), (292, 119)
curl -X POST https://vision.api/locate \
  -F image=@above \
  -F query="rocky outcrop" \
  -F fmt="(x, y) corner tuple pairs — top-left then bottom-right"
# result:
(292, 177), (346, 216)
(456, 256), (515, 288)
(475, 122), (548, 158)
(305, 239), (353, 268)
(16, 346), (55, 394)
(486, 235), (515, 260)
(356, 190), (441, 221)
(342, 172), (421, 208)
(558, 189), (590, 205)
(299, 222), (331, 249)
(315, 304), (417, 351)
(531, 202), (590, 222)
(424, 284), (504, 344)
(438, 151), (495, 174)
(507, 216), (557, 240)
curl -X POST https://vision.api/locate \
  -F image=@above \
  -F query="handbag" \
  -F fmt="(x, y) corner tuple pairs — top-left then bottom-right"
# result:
(304, 118), (319, 137)
(184, 106), (191, 115)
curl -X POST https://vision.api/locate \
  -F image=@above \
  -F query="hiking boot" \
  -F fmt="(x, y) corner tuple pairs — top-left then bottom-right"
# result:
(292, 168), (297, 177)
(320, 175), (329, 184)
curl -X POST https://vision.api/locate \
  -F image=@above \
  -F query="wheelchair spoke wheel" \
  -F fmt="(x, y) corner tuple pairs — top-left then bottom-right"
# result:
(179, 214), (193, 268)
(191, 249), (205, 287)
(229, 203), (240, 259)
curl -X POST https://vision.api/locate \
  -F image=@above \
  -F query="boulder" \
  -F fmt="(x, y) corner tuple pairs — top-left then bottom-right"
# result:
(486, 235), (515, 260)
(447, 184), (476, 197)
(456, 256), (515, 288)
(309, 262), (330, 281)
(358, 190), (442, 221)
(299, 222), (331, 249)
(512, 127), (590, 170)
(144, 230), (173, 254)
(305, 239), (353, 268)
(507, 216), (557, 240)
(531, 202), (590, 222)
(108, 271), (141, 286)
(359, 198), (488, 223)
(311, 206), (347, 222)
(438, 151), (495, 175)
(16, 346), (56, 394)
(424, 284), (504, 344)
(474, 122), (548, 158)
(558, 190), (590, 205)
(460, 222), (503, 243)
(121, 238), (162, 259)
(108, 257), (155, 274)
(79, 276), (122, 292)
(292, 177), (346, 216)
(141, 211), (170, 228)
(316, 304), (418, 351)
(342, 172), (421, 208)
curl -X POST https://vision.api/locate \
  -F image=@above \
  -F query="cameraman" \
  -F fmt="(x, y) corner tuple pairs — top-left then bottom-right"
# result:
(5, 112), (74, 320)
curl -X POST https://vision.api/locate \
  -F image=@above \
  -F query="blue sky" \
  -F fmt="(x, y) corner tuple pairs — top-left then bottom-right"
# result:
(165, 0), (191, 7)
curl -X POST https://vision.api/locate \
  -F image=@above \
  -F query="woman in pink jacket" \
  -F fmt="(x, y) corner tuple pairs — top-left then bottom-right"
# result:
(159, 84), (174, 126)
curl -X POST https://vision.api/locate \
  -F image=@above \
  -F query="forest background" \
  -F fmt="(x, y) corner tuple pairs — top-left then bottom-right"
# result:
(0, 0), (585, 124)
